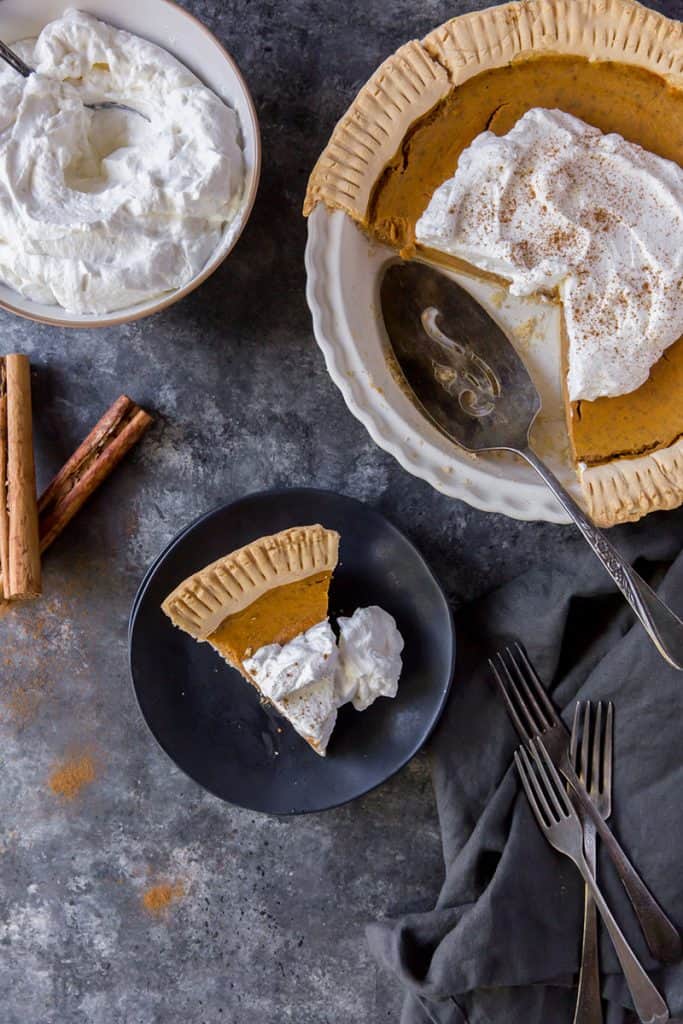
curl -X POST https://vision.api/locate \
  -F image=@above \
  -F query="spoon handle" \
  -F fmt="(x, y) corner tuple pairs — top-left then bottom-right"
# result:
(0, 41), (33, 79)
(521, 447), (683, 671)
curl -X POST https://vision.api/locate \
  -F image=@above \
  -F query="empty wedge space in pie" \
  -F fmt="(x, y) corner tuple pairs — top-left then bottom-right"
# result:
(304, 0), (683, 527)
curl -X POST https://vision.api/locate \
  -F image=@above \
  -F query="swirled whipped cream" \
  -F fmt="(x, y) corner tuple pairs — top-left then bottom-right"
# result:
(243, 608), (404, 755)
(0, 9), (243, 314)
(415, 108), (683, 402)
(336, 606), (404, 711)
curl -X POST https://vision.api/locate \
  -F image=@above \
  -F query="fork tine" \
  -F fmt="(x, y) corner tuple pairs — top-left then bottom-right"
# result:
(500, 647), (548, 733)
(533, 738), (574, 817)
(529, 741), (566, 820)
(512, 642), (561, 728)
(580, 701), (591, 788)
(503, 648), (548, 734)
(603, 702), (614, 796)
(489, 655), (535, 741)
(591, 702), (603, 796)
(569, 702), (581, 769)
(515, 748), (551, 828)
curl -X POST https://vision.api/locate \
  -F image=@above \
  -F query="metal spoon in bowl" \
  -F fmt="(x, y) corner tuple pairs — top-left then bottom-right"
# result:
(0, 39), (150, 120)
(381, 260), (683, 670)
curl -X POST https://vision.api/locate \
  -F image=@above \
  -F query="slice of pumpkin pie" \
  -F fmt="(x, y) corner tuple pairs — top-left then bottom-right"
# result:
(161, 525), (340, 754)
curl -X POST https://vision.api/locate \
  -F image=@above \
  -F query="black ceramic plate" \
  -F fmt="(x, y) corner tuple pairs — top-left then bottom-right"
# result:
(129, 488), (455, 814)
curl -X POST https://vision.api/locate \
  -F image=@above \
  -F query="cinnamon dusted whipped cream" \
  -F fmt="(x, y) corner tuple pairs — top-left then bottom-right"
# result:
(0, 9), (243, 314)
(243, 607), (405, 755)
(244, 622), (340, 755)
(415, 108), (683, 403)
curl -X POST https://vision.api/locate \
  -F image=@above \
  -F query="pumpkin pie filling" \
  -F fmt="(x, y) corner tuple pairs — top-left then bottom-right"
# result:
(571, 337), (683, 467)
(207, 571), (333, 673)
(368, 57), (683, 252)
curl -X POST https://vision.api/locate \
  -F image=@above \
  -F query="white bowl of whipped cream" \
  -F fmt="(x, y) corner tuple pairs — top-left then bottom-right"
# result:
(0, 2), (260, 326)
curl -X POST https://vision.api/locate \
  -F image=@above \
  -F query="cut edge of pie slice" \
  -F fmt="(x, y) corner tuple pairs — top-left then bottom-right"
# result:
(561, 318), (683, 526)
(162, 524), (340, 754)
(304, 0), (683, 527)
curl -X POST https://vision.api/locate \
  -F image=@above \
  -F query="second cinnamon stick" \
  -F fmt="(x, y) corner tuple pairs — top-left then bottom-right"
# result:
(38, 395), (153, 551)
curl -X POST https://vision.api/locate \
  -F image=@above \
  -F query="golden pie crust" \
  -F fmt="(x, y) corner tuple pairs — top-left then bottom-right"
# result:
(305, 0), (683, 527)
(161, 525), (339, 641)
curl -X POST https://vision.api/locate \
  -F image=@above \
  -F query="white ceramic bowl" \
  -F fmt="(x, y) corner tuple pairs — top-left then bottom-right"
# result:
(0, 0), (261, 327)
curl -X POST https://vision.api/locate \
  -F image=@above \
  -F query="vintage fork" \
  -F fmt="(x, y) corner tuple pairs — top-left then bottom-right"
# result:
(489, 643), (681, 964)
(570, 702), (613, 1024)
(516, 740), (669, 1024)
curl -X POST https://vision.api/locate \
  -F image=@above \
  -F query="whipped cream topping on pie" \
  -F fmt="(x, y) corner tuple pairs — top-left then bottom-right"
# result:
(416, 108), (683, 403)
(243, 607), (405, 753)
(244, 621), (339, 754)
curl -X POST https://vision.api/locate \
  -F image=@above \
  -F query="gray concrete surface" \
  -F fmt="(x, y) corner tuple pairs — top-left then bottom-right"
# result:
(0, 0), (680, 1021)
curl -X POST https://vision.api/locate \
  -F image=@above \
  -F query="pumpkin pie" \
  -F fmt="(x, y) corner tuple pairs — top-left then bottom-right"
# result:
(161, 525), (340, 753)
(304, 0), (683, 526)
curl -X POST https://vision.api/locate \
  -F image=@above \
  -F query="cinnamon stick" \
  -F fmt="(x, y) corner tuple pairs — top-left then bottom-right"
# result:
(1, 355), (41, 599)
(0, 394), (152, 603)
(38, 395), (153, 552)
(0, 363), (9, 597)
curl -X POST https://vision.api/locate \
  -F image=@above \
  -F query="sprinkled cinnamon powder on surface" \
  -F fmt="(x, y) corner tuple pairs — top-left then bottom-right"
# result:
(141, 881), (185, 916)
(3, 675), (52, 727)
(1, 585), (93, 727)
(48, 753), (97, 800)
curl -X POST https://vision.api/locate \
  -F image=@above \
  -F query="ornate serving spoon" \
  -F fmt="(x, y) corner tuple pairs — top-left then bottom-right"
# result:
(381, 261), (683, 670)
(0, 39), (149, 120)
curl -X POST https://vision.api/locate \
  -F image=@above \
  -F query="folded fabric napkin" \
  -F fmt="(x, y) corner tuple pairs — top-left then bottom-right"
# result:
(368, 509), (683, 1024)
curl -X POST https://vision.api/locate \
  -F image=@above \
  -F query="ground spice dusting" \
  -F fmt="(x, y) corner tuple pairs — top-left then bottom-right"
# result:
(48, 753), (96, 800)
(141, 881), (185, 916)
(1, 575), (97, 728)
(3, 674), (52, 726)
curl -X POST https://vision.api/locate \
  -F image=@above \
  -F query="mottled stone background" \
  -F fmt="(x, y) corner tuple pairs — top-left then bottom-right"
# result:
(0, 1), (680, 1021)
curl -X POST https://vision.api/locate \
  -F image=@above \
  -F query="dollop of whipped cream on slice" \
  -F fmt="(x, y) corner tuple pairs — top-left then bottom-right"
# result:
(243, 622), (339, 755)
(335, 606), (404, 711)
(242, 607), (405, 754)
(415, 108), (683, 402)
(0, 9), (243, 314)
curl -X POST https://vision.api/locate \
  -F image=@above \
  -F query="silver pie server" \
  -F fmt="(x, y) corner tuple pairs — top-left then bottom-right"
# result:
(0, 40), (150, 121)
(381, 261), (683, 670)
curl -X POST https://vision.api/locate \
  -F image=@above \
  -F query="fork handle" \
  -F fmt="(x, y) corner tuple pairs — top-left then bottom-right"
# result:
(563, 759), (682, 964)
(573, 820), (603, 1024)
(572, 848), (670, 1024)
(521, 449), (683, 671)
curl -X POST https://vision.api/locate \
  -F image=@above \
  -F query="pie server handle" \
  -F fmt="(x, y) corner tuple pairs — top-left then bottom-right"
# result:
(522, 447), (683, 672)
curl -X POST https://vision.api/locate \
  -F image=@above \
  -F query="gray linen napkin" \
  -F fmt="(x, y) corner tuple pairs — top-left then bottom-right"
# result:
(368, 509), (683, 1024)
